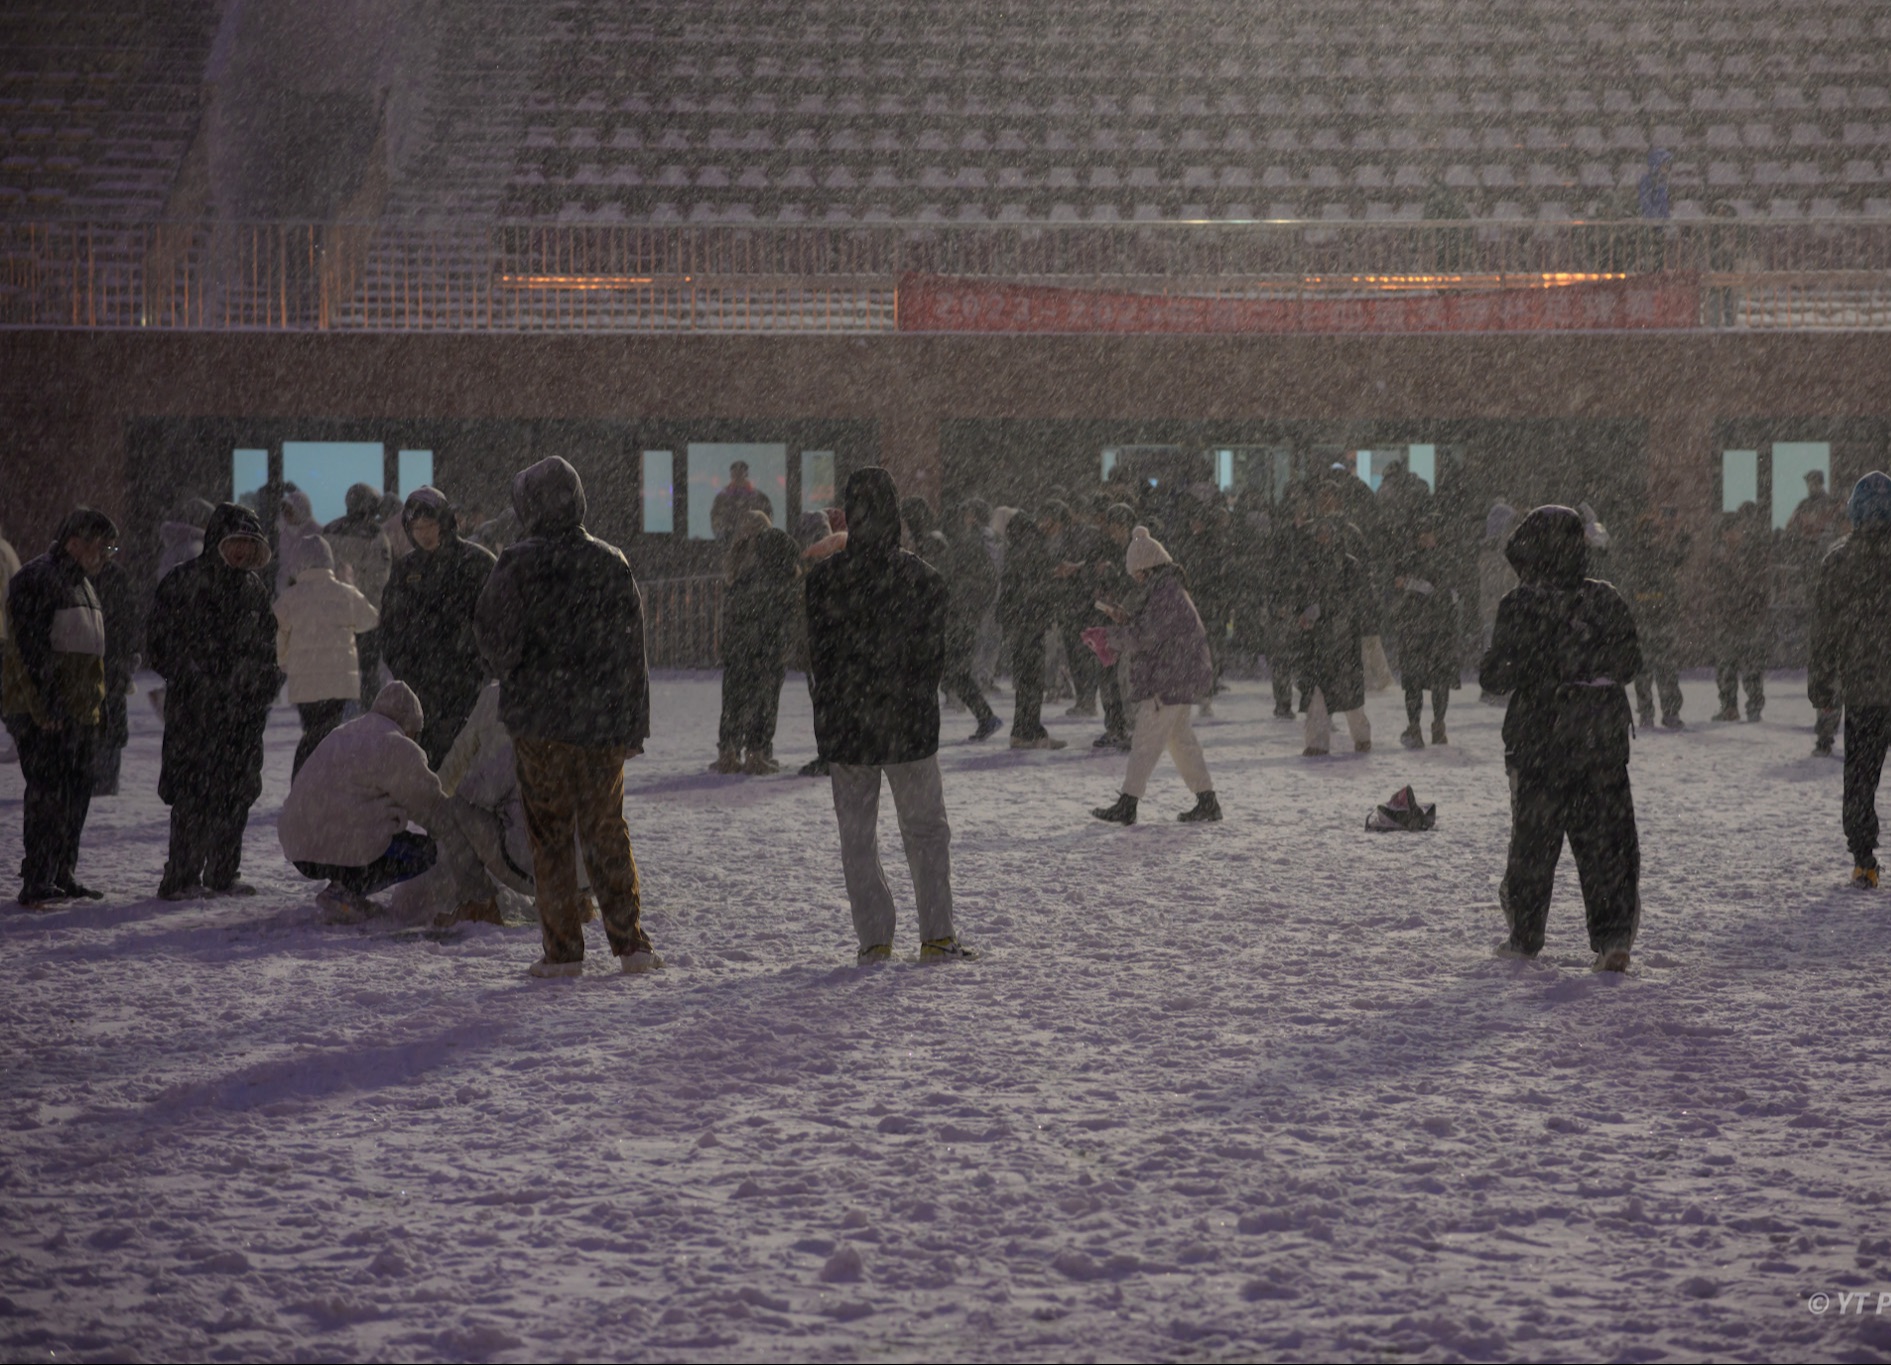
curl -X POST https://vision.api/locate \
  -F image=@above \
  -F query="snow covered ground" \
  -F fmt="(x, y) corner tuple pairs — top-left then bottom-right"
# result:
(4, 669), (1890, 1363)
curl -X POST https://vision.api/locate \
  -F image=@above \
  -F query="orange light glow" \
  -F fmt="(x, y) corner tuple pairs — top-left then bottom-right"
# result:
(494, 274), (682, 290)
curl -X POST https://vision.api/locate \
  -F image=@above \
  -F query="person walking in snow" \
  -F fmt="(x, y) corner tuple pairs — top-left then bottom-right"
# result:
(2, 508), (117, 906)
(1809, 472), (1891, 888)
(804, 466), (971, 964)
(279, 681), (515, 924)
(1706, 503), (1770, 723)
(714, 510), (800, 775)
(380, 487), (496, 769)
(1090, 527), (1220, 826)
(275, 537), (381, 777)
(1481, 505), (1643, 971)
(936, 498), (1002, 742)
(476, 456), (659, 977)
(1391, 517), (1461, 748)
(146, 503), (282, 901)
(1292, 512), (1372, 756)
(322, 483), (394, 709)
(999, 510), (1064, 750)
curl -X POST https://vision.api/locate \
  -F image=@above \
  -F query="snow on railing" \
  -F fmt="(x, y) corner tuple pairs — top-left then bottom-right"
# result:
(4, 218), (1891, 332)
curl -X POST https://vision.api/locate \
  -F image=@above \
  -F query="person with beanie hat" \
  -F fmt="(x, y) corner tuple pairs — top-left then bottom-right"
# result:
(279, 681), (510, 923)
(274, 535), (382, 777)
(380, 486), (497, 768)
(1810, 471), (1891, 886)
(1091, 528), (1220, 826)
(1480, 505), (1643, 971)
(2, 507), (118, 905)
(804, 466), (972, 963)
(147, 502), (282, 900)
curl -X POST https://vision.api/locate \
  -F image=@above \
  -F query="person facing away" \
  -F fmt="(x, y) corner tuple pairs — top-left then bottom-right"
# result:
(146, 502), (283, 901)
(1391, 518), (1462, 749)
(279, 680), (512, 924)
(1624, 508), (1691, 730)
(322, 482), (394, 710)
(998, 509), (1065, 750)
(936, 497), (1002, 743)
(803, 466), (972, 964)
(1810, 472), (1891, 889)
(1480, 505), (1643, 972)
(475, 456), (658, 977)
(1292, 511), (1371, 756)
(1090, 526), (1220, 827)
(2, 507), (117, 906)
(379, 486), (496, 769)
(275, 488), (327, 599)
(274, 535), (381, 778)
(1706, 502), (1770, 724)
(714, 509), (801, 776)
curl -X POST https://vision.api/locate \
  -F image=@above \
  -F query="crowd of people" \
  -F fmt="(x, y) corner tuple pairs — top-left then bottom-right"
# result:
(4, 450), (1889, 976)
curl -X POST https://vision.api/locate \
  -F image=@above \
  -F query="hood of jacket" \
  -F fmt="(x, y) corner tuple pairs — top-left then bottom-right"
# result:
(1850, 471), (1891, 531)
(401, 486), (460, 539)
(202, 502), (273, 568)
(344, 482), (381, 519)
(842, 466), (901, 560)
(1505, 505), (1587, 588)
(371, 679), (424, 735)
(511, 456), (588, 536)
(280, 489), (315, 528)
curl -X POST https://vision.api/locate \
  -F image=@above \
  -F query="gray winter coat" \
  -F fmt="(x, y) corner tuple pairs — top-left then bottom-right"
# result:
(1107, 565), (1214, 705)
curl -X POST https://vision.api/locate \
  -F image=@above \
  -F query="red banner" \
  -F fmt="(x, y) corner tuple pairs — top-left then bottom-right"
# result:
(896, 273), (1700, 334)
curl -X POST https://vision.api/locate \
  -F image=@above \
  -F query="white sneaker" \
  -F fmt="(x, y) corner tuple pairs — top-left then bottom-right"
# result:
(527, 957), (583, 979)
(620, 949), (665, 974)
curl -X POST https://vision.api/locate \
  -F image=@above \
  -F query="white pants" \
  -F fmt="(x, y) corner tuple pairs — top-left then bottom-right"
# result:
(830, 756), (955, 949)
(1305, 688), (1371, 752)
(1121, 698), (1213, 799)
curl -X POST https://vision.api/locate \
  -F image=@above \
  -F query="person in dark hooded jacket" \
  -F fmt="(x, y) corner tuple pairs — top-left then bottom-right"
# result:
(910, 496), (1001, 742)
(1480, 504), (1643, 971)
(476, 456), (657, 977)
(715, 512), (801, 775)
(379, 487), (496, 767)
(146, 503), (282, 900)
(1706, 503), (1770, 723)
(1810, 471), (1891, 887)
(804, 467), (970, 963)
(2, 507), (117, 905)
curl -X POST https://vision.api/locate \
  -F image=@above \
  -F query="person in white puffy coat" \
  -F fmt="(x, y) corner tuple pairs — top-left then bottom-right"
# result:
(274, 538), (379, 776)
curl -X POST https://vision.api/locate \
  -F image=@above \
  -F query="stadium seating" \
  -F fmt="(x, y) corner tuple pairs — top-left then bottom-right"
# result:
(0, 1), (221, 219)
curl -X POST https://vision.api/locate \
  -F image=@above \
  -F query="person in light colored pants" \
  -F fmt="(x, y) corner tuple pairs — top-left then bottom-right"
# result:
(830, 756), (955, 951)
(1121, 698), (1212, 799)
(1304, 686), (1371, 754)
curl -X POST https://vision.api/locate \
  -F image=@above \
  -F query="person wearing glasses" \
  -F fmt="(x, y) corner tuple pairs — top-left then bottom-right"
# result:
(1, 507), (119, 907)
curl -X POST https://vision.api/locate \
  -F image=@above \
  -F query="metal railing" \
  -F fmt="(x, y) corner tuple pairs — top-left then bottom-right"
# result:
(5, 217), (1891, 332)
(641, 574), (724, 670)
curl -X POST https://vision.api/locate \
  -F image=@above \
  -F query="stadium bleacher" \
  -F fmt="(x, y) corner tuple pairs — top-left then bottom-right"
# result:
(498, 0), (1891, 224)
(0, 0), (221, 220)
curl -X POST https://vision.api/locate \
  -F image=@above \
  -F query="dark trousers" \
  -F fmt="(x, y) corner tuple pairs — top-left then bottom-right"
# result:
(1633, 624), (1682, 720)
(8, 719), (94, 889)
(91, 690), (128, 796)
(1007, 623), (1048, 740)
(295, 830), (436, 896)
(1404, 685), (1450, 727)
(356, 629), (384, 710)
(717, 656), (785, 753)
(164, 792), (253, 892)
(942, 632), (996, 724)
(1501, 762), (1641, 956)
(1063, 612), (1103, 709)
(1843, 706), (1891, 866)
(293, 699), (349, 778)
(413, 680), (481, 770)
(1715, 662), (1764, 716)
(1099, 662), (1127, 738)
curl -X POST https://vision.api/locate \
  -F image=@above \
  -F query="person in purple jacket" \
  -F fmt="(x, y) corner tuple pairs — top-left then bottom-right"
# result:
(1090, 527), (1221, 826)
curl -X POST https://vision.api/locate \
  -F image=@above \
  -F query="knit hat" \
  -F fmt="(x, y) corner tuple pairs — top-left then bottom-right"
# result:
(371, 680), (425, 737)
(1849, 471), (1891, 529)
(1125, 525), (1173, 575)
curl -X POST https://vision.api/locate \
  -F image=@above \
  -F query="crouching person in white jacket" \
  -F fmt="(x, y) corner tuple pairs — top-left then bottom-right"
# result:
(279, 681), (513, 924)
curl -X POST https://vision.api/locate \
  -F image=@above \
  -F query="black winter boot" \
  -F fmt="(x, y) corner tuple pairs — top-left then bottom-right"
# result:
(1178, 791), (1223, 823)
(1091, 793), (1138, 825)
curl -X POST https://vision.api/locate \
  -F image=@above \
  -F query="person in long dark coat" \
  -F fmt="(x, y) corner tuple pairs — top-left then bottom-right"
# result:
(1810, 472), (1891, 887)
(715, 511), (802, 775)
(1706, 503), (1770, 723)
(379, 487), (496, 768)
(1291, 514), (1370, 755)
(1481, 504), (1643, 971)
(999, 513), (1064, 749)
(1391, 519), (1462, 748)
(147, 503), (282, 900)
